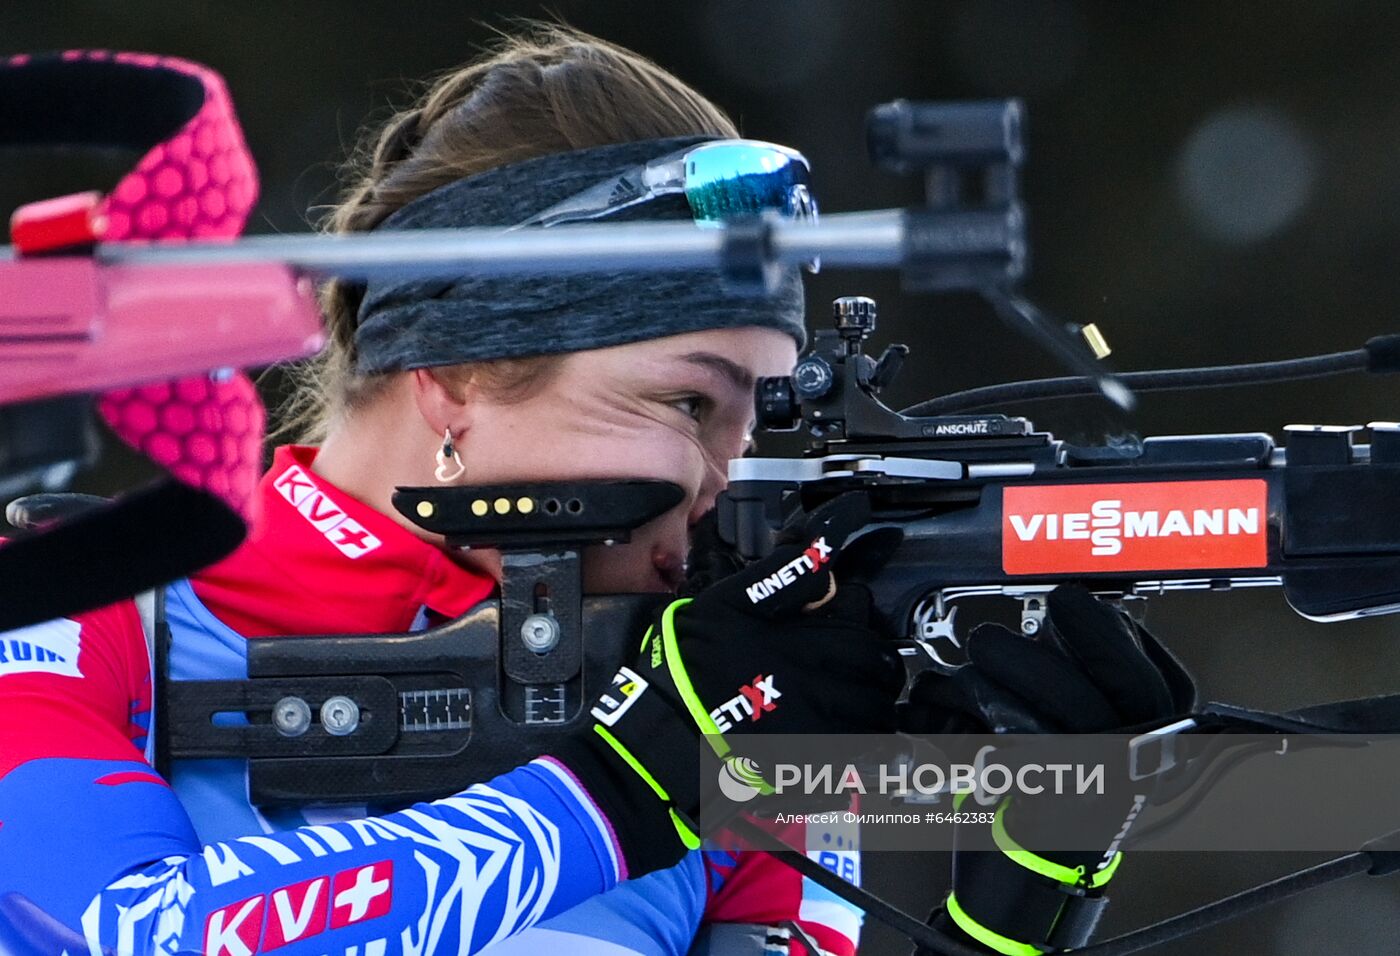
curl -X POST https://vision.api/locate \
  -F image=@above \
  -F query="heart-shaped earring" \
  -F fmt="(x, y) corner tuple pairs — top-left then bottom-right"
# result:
(434, 428), (465, 482)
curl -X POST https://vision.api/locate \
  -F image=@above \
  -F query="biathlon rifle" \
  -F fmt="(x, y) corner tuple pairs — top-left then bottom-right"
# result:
(720, 295), (1400, 676)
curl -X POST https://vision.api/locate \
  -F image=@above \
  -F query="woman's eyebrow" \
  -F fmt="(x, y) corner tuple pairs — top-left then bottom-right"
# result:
(676, 351), (755, 392)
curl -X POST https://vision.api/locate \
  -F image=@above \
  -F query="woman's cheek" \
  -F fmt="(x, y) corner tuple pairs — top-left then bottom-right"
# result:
(619, 432), (710, 498)
(701, 410), (757, 466)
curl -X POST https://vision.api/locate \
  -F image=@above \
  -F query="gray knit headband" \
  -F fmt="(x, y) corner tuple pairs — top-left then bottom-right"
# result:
(354, 136), (808, 374)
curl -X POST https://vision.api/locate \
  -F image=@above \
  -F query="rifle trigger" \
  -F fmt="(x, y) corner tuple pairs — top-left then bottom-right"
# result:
(922, 604), (960, 646)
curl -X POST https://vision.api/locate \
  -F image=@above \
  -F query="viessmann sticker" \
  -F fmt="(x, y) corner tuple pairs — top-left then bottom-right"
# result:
(1002, 479), (1268, 575)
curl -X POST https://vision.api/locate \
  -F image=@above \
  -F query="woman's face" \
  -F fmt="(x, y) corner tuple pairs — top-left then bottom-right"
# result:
(454, 327), (798, 593)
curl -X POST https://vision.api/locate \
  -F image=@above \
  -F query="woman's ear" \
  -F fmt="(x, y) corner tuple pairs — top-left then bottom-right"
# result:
(409, 367), (476, 441)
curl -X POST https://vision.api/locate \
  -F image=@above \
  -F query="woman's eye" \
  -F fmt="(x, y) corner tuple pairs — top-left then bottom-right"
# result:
(668, 395), (707, 421)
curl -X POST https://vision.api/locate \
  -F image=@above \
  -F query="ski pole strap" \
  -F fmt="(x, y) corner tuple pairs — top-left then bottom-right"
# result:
(947, 809), (1120, 955)
(946, 864), (1111, 954)
(991, 802), (1121, 889)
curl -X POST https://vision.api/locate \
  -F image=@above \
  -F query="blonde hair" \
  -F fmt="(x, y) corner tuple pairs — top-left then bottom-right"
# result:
(275, 23), (739, 441)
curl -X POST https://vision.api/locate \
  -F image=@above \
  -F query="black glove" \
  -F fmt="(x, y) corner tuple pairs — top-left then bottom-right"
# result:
(557, 494), (905, 878)
(902, 584), (1196, 735)
(905, 585), (1197, 955)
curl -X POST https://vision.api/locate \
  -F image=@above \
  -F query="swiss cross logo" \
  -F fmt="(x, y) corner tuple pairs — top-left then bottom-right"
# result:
(328, 518), (376, 557)
(331, 861), (394, 928)
(1002, 479), (1268, 575)
(273, 464), (382, 559)
(204, 861), (392, 955)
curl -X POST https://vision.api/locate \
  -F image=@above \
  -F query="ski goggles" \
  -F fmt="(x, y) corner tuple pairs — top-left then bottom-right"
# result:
(515, 139), (819, 241)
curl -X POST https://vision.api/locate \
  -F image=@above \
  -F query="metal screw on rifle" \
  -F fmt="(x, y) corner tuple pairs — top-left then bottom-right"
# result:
(521, 613), (561, 654)
(320, 696), (360, 736)
(273, 696), (311, 737)
(1020, 597), (1048, 636)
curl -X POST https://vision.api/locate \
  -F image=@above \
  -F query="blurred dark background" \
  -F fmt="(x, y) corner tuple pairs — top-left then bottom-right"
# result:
(5, 1), (1400, 951)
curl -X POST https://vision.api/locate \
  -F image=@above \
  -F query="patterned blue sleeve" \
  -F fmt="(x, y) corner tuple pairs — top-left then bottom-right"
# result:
(0, 754), (622, 955)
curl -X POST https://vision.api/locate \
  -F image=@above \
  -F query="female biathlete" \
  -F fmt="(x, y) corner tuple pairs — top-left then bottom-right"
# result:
(0, 26), (906, 956)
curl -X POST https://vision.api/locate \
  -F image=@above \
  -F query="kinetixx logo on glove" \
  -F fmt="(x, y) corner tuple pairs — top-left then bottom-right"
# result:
(744, 536), (833, 604)
(710, 673), (782, 732)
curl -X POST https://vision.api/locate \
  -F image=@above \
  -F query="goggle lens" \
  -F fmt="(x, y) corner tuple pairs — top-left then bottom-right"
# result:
(682, 143), (819, 227)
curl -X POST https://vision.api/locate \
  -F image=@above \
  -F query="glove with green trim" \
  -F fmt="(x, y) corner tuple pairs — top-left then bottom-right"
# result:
(905, 585), (1197, 955)
(556, 493), (905, 878)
